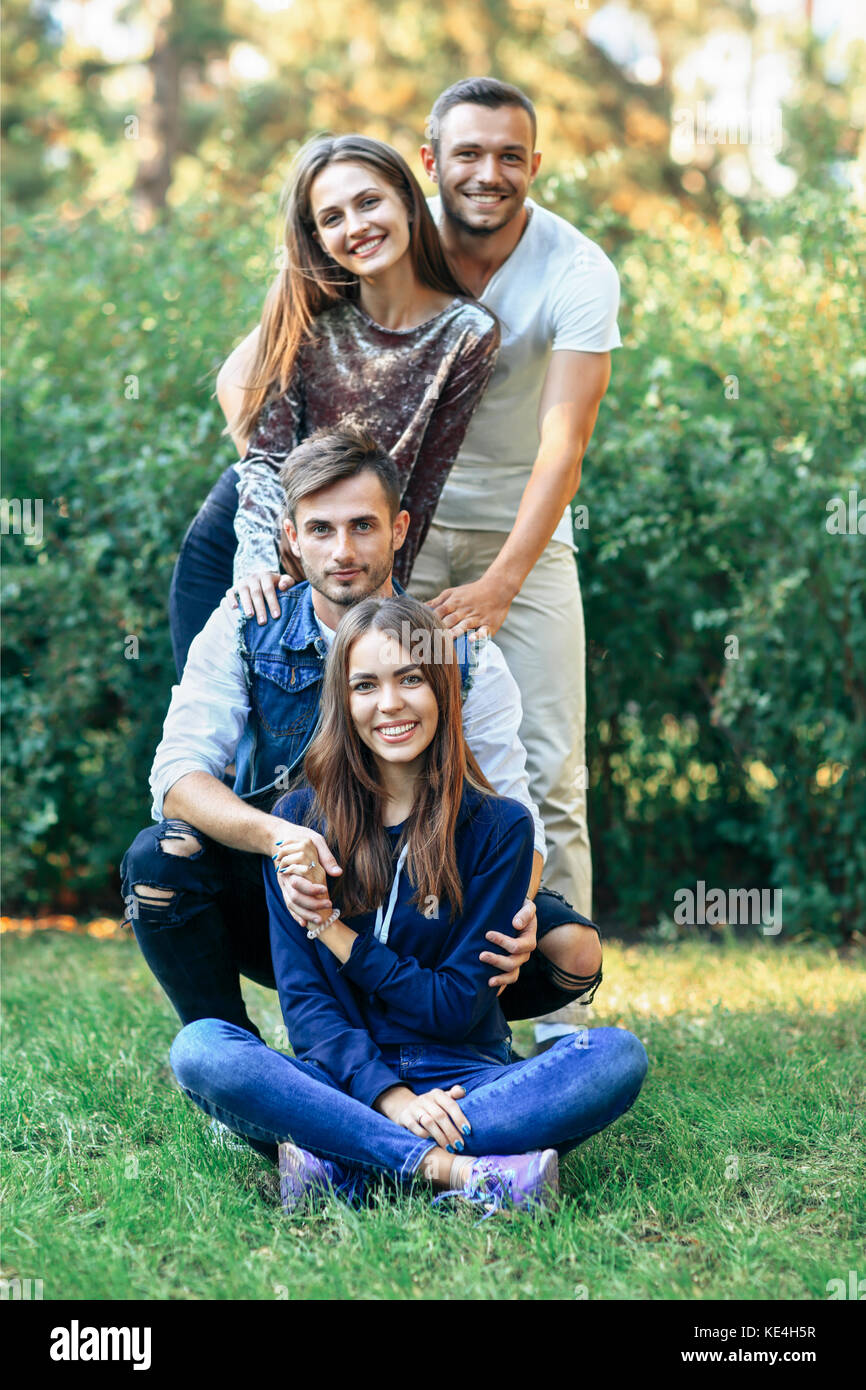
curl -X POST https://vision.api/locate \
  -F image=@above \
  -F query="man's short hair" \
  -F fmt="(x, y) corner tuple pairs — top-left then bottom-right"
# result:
(427, 77), (537, 158)
(279, 425), (402, 524)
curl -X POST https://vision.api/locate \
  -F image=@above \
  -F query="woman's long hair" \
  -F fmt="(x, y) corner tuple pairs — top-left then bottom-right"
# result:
(303, 595), (495, 920)
(230, 135), (471, 446)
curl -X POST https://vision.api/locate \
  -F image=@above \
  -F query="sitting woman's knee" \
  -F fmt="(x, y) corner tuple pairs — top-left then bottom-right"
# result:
(170, 1017), (225, 1090)
(606, 1028), (649, 1093)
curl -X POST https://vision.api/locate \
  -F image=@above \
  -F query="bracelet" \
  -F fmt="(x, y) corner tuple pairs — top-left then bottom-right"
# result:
(306, 909), (341, 940)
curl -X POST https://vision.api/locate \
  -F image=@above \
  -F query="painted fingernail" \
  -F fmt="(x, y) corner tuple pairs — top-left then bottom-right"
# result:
(275, 840), (284, 846)
(462, 1124), (471, 1136)
(455, 1140), (464, 1153)
(446, 1145), (454, 1154)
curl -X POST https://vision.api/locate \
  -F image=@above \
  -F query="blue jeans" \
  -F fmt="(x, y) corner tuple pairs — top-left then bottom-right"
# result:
(169, 464), (240, 679)
(170, 1021), (648, 1201)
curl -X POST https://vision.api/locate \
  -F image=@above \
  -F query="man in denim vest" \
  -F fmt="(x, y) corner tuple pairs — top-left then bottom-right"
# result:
(121, 427), (602, 1040)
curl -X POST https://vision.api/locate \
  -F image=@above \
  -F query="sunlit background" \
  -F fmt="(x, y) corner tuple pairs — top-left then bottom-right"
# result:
(5, 0), (864, 223)
(2, 1), (864, 939)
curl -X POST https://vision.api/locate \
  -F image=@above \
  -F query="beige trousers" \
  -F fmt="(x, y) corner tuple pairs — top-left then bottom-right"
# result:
(411, 522), (592, 920)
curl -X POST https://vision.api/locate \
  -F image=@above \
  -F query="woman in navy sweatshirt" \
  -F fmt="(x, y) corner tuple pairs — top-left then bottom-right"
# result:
(170, 596), (648, 1216)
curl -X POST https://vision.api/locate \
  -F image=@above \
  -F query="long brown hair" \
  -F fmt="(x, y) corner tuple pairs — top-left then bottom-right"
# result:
(230, 135), (472, 445)
(303, 595), (495, 920)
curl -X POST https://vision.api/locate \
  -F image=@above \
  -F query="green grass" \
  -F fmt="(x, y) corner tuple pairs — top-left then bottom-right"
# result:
(1, 930), (863, 1300)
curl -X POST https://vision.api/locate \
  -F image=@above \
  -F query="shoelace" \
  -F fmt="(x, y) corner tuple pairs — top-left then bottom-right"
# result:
(431, 1165), (509, 1223)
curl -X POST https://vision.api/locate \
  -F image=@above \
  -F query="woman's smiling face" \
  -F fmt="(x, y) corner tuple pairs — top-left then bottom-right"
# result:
(309, 161), (412, 278)
(347, 629), (439, 767)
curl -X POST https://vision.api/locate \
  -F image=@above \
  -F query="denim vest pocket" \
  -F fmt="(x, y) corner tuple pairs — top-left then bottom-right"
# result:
(249, 656), (322, 736)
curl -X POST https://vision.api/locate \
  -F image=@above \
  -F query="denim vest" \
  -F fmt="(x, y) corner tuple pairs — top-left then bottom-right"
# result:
(233, 581), (477, 804)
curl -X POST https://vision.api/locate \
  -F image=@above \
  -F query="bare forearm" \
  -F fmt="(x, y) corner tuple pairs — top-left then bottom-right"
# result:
(485, 448), (583, 596)
(482, 352), (611, 597)
(163, 771), (283, 855)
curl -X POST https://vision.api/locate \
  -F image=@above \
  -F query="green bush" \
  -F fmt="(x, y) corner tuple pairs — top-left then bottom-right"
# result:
(548, 182), (866, 939)
(1, 198), (269, 907)
(2, 185), (864, 938)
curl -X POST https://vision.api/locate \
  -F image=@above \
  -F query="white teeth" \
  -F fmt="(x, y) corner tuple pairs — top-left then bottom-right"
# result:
(377, 723), (417, 737)
(352, 236), (385, 254)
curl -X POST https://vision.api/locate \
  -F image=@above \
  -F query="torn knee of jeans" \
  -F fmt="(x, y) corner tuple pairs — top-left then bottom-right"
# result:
(538, 953), (604, 998)
(156, 822), (204, 859)
(124, 882), (178, 926)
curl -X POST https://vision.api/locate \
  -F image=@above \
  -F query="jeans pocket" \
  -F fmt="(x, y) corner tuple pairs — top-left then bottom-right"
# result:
(434, 1040), (512, 1068)
(468, 1041), (512, 1067)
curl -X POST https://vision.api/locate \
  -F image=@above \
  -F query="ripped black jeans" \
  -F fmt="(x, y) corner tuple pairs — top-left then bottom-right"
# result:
(120, 819), (603, 1037)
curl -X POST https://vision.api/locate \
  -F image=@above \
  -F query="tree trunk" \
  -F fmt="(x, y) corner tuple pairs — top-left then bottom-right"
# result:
(131, 1), (181, 228)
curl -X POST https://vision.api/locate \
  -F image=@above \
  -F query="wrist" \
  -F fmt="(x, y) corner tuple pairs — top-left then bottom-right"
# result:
(373, 1085), (413, 1119)
(304, 909), (341, 940)
(315, 919), (357, 964)
(265, 816), (291, 855)
(483, 556), (523, 602)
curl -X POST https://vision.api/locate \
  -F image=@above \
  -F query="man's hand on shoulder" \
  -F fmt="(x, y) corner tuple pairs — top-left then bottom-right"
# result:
(428, 573), (515, 638)
(228, 570), (296, 624)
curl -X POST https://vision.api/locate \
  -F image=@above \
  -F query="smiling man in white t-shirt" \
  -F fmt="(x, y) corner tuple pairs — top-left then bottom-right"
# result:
(411, 80), (621, 1042)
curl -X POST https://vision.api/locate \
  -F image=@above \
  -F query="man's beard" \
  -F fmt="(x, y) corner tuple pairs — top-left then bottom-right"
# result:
(299, 551), (394, 607)
(438, 180), (519, 238)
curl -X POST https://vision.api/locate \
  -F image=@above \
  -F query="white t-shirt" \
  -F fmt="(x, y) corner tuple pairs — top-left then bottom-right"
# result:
(428, 196), (622, 548)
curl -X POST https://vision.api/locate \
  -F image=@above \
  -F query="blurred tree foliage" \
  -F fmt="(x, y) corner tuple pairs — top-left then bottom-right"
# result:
(2, 0), (863, 223)
(2, 177), (863, 937)
(2, 2), (864, 936)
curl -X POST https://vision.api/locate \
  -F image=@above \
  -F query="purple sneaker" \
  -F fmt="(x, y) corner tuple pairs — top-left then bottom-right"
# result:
(278, 1142), (342, 1213)
(434, 1149), (559, 1221)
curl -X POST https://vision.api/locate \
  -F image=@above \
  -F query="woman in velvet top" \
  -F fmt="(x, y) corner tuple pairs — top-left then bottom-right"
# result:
(169, 597), (648, 1217)
(169, 135), (499, 676)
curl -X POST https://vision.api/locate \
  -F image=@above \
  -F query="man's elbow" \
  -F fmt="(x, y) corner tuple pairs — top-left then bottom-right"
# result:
(162, 773), (197, 821)
(540, 441), (585, 499)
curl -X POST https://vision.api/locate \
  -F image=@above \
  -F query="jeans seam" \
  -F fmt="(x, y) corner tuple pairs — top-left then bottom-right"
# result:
(179, 1084), (436, 1184)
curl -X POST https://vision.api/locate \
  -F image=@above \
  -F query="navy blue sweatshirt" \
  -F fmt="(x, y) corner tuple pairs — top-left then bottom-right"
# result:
(264, 783), (535, 1108)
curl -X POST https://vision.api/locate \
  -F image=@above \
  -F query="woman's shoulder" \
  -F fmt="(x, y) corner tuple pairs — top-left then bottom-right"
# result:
(458, 782), (534, 840)
(447, 296), (498, 343)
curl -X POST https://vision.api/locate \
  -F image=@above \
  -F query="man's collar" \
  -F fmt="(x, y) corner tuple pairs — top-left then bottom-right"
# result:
(279, 576), (406, 653)
(280, 582), (321, 654)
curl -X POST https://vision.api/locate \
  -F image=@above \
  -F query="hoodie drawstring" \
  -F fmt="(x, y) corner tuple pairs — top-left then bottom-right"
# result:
(374, 844), (409, 946)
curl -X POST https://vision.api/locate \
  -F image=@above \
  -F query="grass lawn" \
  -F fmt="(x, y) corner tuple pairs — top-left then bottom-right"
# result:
(1, 928), (863, 1301)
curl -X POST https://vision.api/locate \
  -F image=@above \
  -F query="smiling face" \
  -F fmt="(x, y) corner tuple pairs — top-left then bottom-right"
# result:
(284, 470), (409, 625)
(347, 629), (439, 771)
(429, 103), (541, 237)
(309, 160), (413, 277)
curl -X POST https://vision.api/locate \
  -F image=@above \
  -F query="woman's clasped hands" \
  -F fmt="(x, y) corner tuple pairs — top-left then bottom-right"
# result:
(375, 1083), (472, 1152)
(272, 836), (338, 928)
